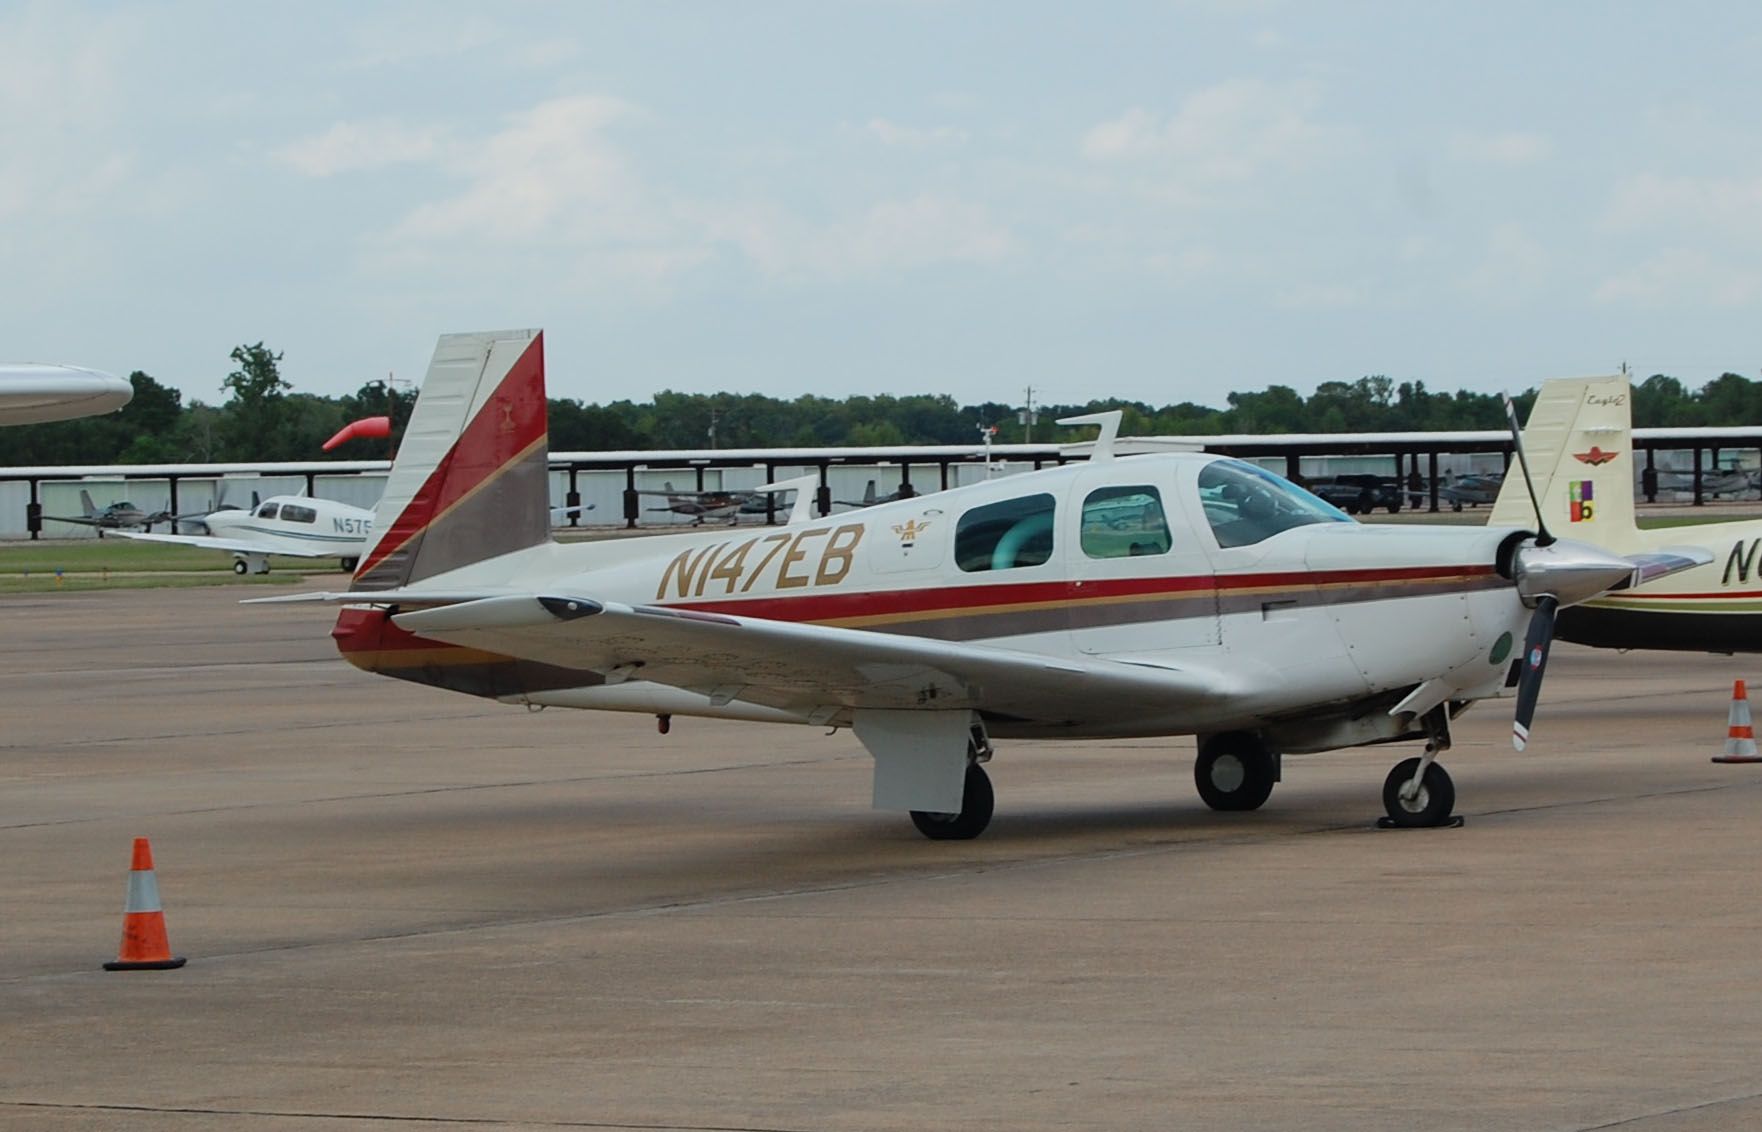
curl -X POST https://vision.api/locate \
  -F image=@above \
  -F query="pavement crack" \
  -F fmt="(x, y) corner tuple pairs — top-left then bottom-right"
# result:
(0, 1101), (812, 1131)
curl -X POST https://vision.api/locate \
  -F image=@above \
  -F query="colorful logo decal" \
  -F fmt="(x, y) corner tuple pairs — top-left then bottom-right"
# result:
(1529, 645), (1544, 668)
(1569, 480), (1595, 522)
(1574, 446), (1619, 466)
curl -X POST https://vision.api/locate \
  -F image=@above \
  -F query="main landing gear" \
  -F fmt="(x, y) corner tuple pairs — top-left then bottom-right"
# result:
(1194, 732), (1278, 812)
(910, 734), (995, 841)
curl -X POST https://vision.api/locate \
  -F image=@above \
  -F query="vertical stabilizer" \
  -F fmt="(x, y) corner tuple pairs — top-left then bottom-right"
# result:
(352, 329), (550, 590)
(1490, 376), (1637, 543)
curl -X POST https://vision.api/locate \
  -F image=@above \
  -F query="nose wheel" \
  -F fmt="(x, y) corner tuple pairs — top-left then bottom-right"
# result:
(1381, 756), (1456, 827)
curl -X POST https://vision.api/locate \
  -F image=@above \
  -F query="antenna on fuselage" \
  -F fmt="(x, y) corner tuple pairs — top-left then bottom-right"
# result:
(1058, 410), (1122, 462)
(1502, 394), (1554, 547)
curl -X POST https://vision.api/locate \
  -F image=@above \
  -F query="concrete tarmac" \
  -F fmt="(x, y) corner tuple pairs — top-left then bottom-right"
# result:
(5, 586), (1762, 1131)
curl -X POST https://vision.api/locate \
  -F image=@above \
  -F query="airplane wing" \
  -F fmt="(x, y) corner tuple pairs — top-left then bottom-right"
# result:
(374, 593), (1237, 721)
(42, 514), (103, 527)
(1608, 547), (1715, 589)
(110, 530), (339, 559)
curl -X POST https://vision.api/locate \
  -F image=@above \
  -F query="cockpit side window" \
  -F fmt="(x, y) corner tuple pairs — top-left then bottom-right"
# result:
(1198, 459), (1351, 548)
(279, 504), (317, 524)
(956, 494), (1056, 572)
(1081, 485), (1170, 559)
(256, 502), (280, 519)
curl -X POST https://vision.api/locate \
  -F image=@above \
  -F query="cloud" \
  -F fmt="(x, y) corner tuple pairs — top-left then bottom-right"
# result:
(865, 117), (969, 148)
(385, 95), (651, 245)
(1448, 131), (1553, 165)
(1593, 248), (1762, 307)
(1080, 78), (1344, 183)
(699, 194), (1013, 277)
(1602, 172), (1762, 241)
(1458, 222), (1551, 301)
(370, 95), (1012, 287)
(275, 119), (446, 177)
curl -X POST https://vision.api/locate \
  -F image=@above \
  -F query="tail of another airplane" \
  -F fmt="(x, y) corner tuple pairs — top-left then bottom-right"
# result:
(79, 489), (98, 518)
(1490, 375), (1639, 546)
(351, 329), (551, 591)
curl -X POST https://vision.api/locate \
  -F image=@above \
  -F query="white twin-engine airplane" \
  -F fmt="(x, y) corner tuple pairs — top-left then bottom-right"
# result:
(259, 330), (1708, 839)
(118, 495), (373, 575)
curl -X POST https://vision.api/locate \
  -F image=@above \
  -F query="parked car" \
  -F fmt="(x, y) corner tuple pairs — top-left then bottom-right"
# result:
(1310, 474), (1404, 514)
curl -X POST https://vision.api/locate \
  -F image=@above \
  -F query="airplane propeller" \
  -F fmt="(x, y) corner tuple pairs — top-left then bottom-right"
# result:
(1501, 393), (1633, 750)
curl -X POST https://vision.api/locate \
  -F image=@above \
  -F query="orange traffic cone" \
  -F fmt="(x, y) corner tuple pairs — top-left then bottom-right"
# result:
(103, 837), (186, 970)
(1712, 680), (1762, 764)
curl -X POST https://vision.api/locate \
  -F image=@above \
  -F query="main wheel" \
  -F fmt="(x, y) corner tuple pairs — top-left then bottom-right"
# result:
(910, 762), (994, 840)
(339, 557), (360, 572)
(231, 558), (249, 575)
(1195, 735), (1276, 812)
(1382, 757), (1456, 827)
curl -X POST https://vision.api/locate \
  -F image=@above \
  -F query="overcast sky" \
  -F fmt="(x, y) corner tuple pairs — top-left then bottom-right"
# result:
(4, 1), (1761, 411)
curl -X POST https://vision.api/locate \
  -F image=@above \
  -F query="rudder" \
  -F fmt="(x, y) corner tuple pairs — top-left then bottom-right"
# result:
(352, 329), (551, 590)
(1491, 375), (1637, 542)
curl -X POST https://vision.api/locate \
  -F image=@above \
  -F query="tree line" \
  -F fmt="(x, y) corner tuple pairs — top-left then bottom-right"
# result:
(3, 344), (1758, 467)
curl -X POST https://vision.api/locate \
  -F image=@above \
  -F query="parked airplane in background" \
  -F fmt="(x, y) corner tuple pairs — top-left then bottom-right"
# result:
(117, 495), (373, 574)
(42, 490), (200, 534)
(1655, 465), (1762, 500)
(262, 330), (1703, 840)
(0, 364), (132, 425)
(1439, 472), (1505, 510)
(836, 480), (917, 509)
(1493, 375), (1762, 653)
(641, 483), (786, 524)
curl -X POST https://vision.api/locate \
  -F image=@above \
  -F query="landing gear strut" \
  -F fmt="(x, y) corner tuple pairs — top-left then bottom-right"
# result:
(1194, 732), (1278, 812)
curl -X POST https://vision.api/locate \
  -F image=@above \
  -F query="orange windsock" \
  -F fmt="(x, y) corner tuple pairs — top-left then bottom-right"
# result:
(1713, 679), (1762, 764)
(322, 415), (392, 452)
(103, 837), (186, 970)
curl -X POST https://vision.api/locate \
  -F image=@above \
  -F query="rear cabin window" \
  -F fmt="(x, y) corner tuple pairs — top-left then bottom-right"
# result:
(1081, 485), (1171, 559)
(956, 494), (1056, 572)
(255, 502), (279, 519)
(279, 504), (317, 523)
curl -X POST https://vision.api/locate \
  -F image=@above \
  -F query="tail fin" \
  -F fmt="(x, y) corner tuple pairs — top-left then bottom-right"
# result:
(351, 329), (550, 591)
(1491, 375), (1637, 543)
(80, 489), (97, 517)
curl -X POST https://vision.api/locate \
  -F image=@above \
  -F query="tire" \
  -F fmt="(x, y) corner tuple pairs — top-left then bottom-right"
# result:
(232, 558), (249, 575)
(911, 762), (995, 840)
(1195, 736), (1276, 811)
(340, 557), (360, 572)
(1382, 757), (1456, 827)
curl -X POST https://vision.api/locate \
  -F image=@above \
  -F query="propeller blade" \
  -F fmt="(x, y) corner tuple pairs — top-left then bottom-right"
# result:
(1502, 393), (1554, 546)
(1512, 594), (1559, 751)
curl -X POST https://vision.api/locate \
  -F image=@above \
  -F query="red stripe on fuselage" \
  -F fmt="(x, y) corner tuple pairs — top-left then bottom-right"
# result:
(660, 563), (1499, 625)
(357, 333), (548, 580)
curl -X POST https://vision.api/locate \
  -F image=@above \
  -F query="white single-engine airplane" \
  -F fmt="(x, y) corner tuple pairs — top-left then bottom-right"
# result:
(118, 495), (374, 574)
(1492, 375), (1762, 653)
(260, 330), (1707, 839)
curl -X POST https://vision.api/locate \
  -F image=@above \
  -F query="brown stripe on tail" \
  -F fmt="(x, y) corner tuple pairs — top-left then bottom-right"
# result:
(352, 330), (552, 590)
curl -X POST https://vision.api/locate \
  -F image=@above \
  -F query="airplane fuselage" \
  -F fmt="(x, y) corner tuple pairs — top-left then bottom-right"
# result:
(338, 452), (1536, 747)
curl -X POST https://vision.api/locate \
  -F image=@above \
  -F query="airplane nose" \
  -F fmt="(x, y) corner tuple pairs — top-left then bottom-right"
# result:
(1512, 537), (1636, 609)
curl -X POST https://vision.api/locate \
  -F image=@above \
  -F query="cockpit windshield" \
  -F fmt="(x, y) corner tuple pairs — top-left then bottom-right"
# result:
(1197, 458), (1352, 548)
